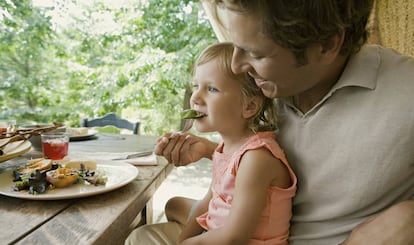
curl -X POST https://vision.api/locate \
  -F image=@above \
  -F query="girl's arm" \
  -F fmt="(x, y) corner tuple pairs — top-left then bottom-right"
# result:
(178, 187), (212, 243)
(181, 148), (292, 244)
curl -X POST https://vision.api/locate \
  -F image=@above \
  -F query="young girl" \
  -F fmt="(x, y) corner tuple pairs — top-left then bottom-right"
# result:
(173, 42), (297, 245)
(125, 42), (297, 244)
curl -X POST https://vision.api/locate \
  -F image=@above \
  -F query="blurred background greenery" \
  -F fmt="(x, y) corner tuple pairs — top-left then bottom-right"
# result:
(0, 0), (217, 135)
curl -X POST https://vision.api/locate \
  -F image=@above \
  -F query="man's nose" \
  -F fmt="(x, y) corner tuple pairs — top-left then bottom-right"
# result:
(231, 47), (251, 74)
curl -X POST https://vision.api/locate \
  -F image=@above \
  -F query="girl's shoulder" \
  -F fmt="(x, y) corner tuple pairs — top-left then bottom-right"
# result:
(238, 131), (286, 162)
(239, 148), (292, 189)
(233, 132), (296, 189)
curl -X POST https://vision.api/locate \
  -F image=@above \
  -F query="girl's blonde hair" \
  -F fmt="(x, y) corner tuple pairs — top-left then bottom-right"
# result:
(194, 42), (278, 132)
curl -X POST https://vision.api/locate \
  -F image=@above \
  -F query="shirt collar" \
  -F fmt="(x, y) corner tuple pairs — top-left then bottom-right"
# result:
(331, 45), (380, 91)
(281, 45), (381, 111)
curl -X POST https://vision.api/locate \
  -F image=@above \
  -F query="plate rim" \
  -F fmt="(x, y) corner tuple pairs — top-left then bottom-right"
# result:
(0, 161), (138, 200)
(0, 140), (32, 163)
(69, 128), (98, 140)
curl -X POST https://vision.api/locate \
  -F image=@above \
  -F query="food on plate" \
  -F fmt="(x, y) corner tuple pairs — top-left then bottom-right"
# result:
(180, 109), (206, 119)
(65, 160), (97, 170)
(12, 158), (107, 194)
(17, 158), (53, 174)
(46, 167), (78, 188)
(64, 160), (106, 185)
(13, 160), (58, 194)
(66, 127), (89, 137)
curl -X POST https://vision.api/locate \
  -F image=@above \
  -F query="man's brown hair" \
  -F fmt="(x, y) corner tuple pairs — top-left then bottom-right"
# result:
(213, 0), (374, 65)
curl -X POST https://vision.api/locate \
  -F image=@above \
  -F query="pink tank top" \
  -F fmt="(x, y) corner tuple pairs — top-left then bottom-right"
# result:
(197, 131), (297, 245)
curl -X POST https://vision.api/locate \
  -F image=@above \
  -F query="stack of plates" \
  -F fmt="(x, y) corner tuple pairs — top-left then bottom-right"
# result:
(0, 139), (32, 163)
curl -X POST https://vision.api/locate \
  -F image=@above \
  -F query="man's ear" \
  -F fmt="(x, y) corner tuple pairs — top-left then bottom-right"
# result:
(242, 96), (262, 119)
(319, 30), (345, 63)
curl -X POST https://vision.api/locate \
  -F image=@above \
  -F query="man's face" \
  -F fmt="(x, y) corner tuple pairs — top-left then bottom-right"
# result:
(226, 10), (326, 99)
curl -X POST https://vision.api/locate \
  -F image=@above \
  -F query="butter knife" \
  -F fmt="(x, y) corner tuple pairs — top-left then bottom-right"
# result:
(111, 150), (153, 160)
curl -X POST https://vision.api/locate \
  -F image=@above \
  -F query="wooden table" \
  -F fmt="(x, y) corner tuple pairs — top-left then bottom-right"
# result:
(0, 134), (173, 245)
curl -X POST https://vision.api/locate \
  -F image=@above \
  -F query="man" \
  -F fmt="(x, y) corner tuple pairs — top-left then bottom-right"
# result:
(127, 1), (414, 244)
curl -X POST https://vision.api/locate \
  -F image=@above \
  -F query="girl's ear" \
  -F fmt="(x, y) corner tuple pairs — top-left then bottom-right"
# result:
(242, 96), (262, 119)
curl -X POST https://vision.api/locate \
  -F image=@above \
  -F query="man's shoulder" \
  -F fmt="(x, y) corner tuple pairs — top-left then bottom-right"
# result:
(354, 45), (414, 92)
(366, 44), (414, 72)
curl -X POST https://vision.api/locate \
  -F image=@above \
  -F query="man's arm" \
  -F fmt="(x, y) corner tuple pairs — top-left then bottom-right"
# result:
(342, 200), (414, 245)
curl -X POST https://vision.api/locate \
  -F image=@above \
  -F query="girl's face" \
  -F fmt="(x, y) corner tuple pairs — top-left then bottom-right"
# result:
(190, 59), (247, 136)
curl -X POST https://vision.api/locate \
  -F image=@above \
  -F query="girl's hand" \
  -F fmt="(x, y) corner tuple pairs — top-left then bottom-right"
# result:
(154, 132), (217, 166)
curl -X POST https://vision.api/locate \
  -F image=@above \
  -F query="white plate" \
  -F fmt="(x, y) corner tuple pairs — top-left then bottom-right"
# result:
(0, 140), (32, 163)
(0, 161), (138, 200)
(69, 129), (97, 141)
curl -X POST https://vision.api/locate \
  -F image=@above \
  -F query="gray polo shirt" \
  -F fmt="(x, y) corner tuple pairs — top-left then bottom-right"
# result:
(277, 45), (414, 245)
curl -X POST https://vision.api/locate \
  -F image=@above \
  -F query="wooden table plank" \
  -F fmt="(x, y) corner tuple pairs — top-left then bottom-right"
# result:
(0, 197), (71, 244)
(69, 134), (157, 153)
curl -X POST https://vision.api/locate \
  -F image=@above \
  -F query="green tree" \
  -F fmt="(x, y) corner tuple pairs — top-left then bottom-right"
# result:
(0, 0), (216, 135)
(0, 0), (69, 123)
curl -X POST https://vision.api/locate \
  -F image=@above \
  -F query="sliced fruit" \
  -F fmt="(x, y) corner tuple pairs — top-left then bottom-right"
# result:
(17, 158), (52, 175)
(46, 168), (78, 188)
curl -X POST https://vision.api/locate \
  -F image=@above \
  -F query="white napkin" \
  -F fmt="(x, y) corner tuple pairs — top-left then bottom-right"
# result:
(67, 151), (158, 166)
(124, 153), (158, 166)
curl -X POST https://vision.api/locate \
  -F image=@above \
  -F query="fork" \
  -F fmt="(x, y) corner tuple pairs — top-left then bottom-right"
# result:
(181, 119), (194, 133)
(169, 119), (194, 140)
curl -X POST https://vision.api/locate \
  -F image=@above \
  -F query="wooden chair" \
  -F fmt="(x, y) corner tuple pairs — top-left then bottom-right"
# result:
(81, 113), (140, 134)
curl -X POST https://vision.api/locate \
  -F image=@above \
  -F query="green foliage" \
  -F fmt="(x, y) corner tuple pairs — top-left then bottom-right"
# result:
(0, 0), (217, 135)
(0, 0), (65, 122)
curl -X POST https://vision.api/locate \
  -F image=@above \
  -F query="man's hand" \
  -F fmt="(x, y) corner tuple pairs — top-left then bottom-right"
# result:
(154, 132), (217, 166)
(342, 200), (414, 245)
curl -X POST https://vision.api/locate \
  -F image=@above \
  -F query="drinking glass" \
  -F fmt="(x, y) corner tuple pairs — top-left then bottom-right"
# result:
(0, 121), (7, 135)
(0, 120), (16, 135)
(41, 132), (69, 160)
